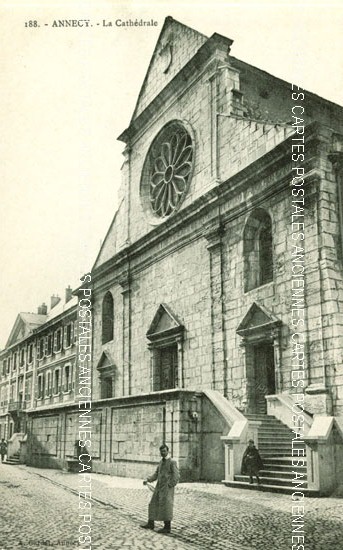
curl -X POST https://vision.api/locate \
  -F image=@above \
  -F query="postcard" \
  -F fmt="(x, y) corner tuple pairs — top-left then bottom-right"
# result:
(1, 2), (343, 549)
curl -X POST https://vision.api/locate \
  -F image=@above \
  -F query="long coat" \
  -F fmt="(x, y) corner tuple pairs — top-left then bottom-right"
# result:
(241, 445), (263, 476)
(0, 441), (7, 455)
(147, 457), (179, 521)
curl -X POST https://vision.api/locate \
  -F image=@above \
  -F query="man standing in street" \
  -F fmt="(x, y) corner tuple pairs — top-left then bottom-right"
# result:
(141, 443), (179, 534)
(0, 438), (7, 463)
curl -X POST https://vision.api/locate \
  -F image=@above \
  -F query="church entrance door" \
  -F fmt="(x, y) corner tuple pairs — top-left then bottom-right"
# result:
(253, 342), (276, 414)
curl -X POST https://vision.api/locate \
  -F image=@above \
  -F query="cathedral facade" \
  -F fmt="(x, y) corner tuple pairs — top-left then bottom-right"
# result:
(2, 17), (343, 494)
(88, 17), (343, 490)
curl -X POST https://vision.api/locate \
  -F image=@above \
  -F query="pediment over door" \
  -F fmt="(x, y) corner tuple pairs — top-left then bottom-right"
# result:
(236, 302), (281, 339)
(96, 351), (116, 375)
(147, 304), (184, 346)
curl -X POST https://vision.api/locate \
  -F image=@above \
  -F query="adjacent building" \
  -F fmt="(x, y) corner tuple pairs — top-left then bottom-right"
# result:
(0, 288), (78, 463)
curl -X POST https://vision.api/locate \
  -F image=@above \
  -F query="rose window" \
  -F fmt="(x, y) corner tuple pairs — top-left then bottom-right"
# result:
(142, 122), (194, 220)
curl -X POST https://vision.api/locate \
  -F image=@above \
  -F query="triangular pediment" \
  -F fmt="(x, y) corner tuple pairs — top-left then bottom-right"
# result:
(6, 312), (47, 348)
(147, 304), (183, 338)
(236, 302), (281, 336)
(8, 316), (26, 346)
(96, 351), (115, 371)
(131, 17), (207, 121)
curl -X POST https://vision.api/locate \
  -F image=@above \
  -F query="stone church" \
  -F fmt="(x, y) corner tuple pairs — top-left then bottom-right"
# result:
(88, 17), (343, 493)
(2, 16), (343, 495)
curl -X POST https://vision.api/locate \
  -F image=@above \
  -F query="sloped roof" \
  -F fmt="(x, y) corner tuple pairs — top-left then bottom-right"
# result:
(92, 197), (126, 270)
(46, 295), (77, 322)
(4, 296), (78, 350)
(20, 312), (47, 327)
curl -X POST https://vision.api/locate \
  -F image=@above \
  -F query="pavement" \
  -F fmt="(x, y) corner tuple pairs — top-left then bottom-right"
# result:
(0, 462), (343, 550)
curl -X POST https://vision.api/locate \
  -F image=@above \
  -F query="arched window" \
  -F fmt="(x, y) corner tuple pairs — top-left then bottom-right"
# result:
(259, 217), (273, 285)
(102, 292), (114, 344)
(243, 209), (273, 292)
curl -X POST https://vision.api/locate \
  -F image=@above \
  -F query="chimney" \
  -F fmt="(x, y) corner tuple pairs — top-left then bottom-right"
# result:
(37, 302), (48, 315)
(51, 295), (61, 309)
(65, 285), (73, 303)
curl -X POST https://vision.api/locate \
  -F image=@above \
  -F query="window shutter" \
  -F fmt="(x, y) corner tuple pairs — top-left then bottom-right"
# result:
(53, 332), (57, 352)
(63, 326), (67, 349)
(73, 321), (77, 343)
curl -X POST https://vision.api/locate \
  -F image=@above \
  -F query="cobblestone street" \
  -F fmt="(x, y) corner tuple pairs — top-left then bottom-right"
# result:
(1, 463), (343, 550)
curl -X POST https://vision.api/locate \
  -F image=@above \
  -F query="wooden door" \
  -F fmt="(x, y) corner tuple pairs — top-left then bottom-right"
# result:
(254, 343), (275, 414)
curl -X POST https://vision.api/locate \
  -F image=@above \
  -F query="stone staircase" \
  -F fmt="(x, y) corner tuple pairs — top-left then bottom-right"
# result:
(224, 414), (319, 496)
(4, 451), (21, 465)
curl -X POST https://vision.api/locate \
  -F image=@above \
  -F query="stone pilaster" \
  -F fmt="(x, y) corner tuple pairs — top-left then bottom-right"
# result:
(204, 222), (227, 395)
(328, 151), (343, 262)
(119, 269), (132, 396)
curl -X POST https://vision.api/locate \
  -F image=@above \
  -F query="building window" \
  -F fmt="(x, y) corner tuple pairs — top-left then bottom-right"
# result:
(2, 360), (7, 376)
(243, 209), (273, 292)
(64, 365), (71, 392)
(20, 348), (25, 367)
(102, 292), (114, 344)
(54, 329), (62, 352)
(101, 377), (113, 399)
(28, 344), (33, 364)
(65, 324), (72, 348)
(259, 218), (273, 285)
(54, 369), (60, 394)
(153, 345), (178, 391)
(13, 353), (17, 371)
(46, 372), (52, 396)
(38, 338), (45, 359)
(6, 358), (10, 374)
(140, 121), (194, 220)
(96, 351), (117, 399)
(47, 334), (53, 356)
(37, 374), (44, 399)
(147, 304), (185, 392)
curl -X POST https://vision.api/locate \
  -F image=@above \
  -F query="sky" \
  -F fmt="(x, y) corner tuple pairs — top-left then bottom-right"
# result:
(1, 0), (343, 348)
